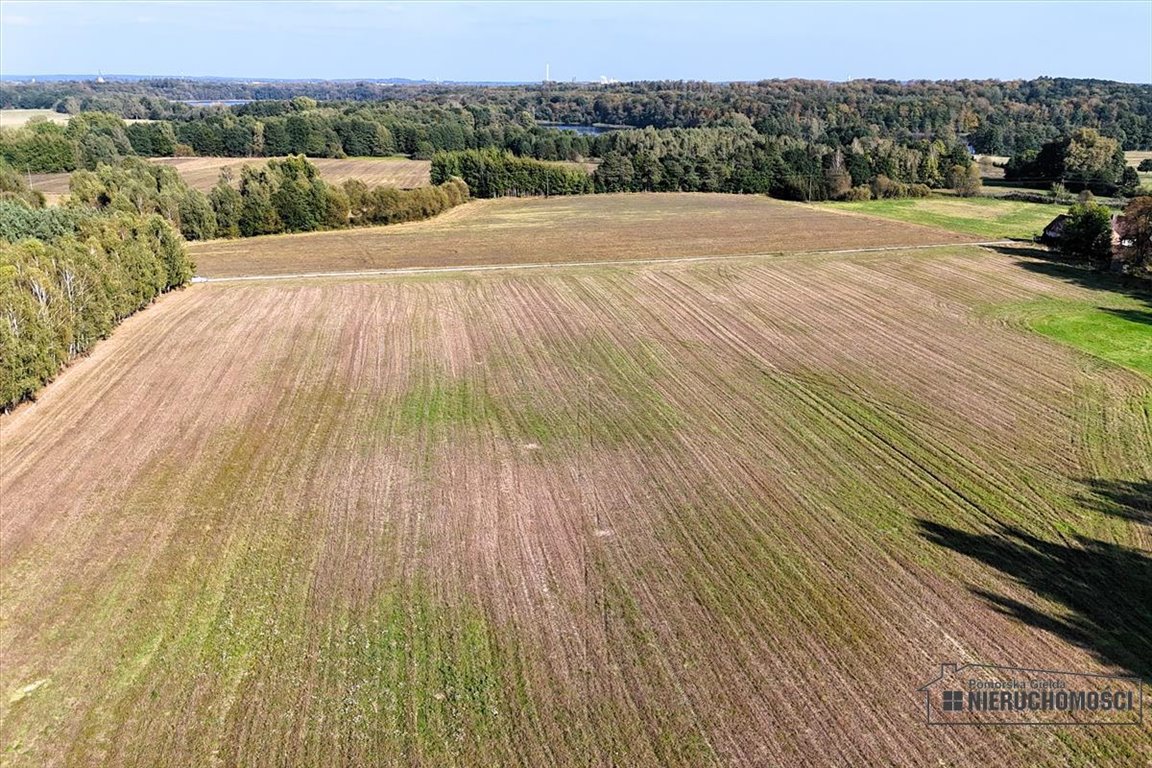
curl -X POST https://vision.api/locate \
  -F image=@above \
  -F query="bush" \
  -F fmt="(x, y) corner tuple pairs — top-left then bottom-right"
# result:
(0, 202), (100, 242)
(840, 185), (872, 201)
(1137, 158), (1152, 172)
(0, 164), (46, 208)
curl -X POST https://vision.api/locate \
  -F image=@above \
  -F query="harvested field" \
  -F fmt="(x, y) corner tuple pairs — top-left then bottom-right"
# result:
(24, 171), (71, 197)
(1126, 150), (1152, 168)
(2, 242), (1149, 766)
(191, 193), (977, 278)
(0, 108), (70, 128)
(149, 155), (433, 191)
(26, 156), (434, 200)
(973, 154), (1008, 179)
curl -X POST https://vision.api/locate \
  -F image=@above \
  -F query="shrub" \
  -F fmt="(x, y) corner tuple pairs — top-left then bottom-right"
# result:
(840, 185), (872, 201)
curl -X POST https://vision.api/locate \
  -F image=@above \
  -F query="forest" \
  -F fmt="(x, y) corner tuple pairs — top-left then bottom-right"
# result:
(4, 76), (1149, 201)
(3, 77), (1150, 154)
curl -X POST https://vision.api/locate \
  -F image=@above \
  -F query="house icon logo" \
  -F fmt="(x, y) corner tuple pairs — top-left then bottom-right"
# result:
(920, 663), (1144, 726)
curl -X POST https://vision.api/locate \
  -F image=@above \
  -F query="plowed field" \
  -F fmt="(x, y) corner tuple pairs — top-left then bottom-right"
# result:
(190, 193), (978, 278)
(2, 206), (1149, 766)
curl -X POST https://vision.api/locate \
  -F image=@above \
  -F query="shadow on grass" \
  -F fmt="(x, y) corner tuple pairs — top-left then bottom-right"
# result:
(1097, 306), (1152, 328)
(917, 516), (1152, 679)
(1078, 479), (1152, 525)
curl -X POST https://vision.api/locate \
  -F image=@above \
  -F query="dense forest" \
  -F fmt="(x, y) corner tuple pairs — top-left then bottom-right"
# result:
(4, 76), (1149, 199)
(3, 77), (1150, 153)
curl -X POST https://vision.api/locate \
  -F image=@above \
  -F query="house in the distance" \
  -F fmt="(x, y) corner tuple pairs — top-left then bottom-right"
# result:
(1037, 214), (1068, 246)
(1038, 212), (1133, 271)
(1110, 213), (1140, 272)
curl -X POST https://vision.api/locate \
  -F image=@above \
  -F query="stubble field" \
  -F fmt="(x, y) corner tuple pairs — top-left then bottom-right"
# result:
(26, 156), (435, 198)
(190, 193), (978, 278)
(1, 196), (1150, 767)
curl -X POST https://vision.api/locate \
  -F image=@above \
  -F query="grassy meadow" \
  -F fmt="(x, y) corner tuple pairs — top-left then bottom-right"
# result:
(820, 195), (1062, 240)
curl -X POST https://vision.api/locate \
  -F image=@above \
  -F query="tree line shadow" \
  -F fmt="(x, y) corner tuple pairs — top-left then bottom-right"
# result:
(917, 479), (1152, 680)
(984, 244), (1152, 304)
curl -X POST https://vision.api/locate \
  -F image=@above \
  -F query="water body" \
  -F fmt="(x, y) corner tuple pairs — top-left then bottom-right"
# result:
(539, 123), (614, 135)
(179, 99), (253, 107)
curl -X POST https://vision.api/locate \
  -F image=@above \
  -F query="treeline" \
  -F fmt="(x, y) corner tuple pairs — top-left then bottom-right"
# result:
(29, 155), (468, 241)
(587, 127), (974, 199)
(4, 77), (1150, 153)
(215, 156), (469, 237)
(0, 112), (181, 172)
(436, 128), (974, 201)
(523, 79), (1152, 154)
(0, 104), (581, 171)
(431, 150), (592, 197)
(0, 175), (193, 410)
(1004, 128), (1140, 196)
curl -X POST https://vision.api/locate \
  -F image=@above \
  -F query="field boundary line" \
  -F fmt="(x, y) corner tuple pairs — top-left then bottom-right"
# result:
(194, 240), (1015, 284)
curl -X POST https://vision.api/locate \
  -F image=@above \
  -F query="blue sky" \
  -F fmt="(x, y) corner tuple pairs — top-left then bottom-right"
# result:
(2, 1), (1150, 83)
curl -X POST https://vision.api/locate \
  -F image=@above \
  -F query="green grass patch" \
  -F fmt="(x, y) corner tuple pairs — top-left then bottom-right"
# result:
(822, 195), (1060, 240)
(995, 297), (1152, 377)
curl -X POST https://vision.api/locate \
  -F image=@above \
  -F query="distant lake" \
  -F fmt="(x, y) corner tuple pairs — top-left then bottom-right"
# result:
(539, 122), (626, 135)
(179, 99), (253, 107)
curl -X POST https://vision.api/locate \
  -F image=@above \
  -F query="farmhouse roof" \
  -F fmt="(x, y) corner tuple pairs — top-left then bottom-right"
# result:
(1042, 214), (1069, 239)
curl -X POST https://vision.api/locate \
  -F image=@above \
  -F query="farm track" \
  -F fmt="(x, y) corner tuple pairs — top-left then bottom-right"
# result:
(2, 242), (1150, 766)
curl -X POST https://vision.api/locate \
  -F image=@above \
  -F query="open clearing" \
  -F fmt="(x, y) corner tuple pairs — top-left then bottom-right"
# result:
(191, 193), (978, 278)
(151, 156), (434, 190)
(820, 195), (1061, 240)
(0, 109), (70, 128)
(26, 156), (435, 199)
(2, 222), (1150, 765)
(1126, 150), (1152, 168)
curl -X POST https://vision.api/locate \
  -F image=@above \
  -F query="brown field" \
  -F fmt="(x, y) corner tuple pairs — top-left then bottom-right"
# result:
(191, 193), (978, 278)
(27, 156), (434, 199)
(151, 156), (434, 191)
(0, 109), (70, 128)
(23, 172), (71, 197)
(3, 221), (1150, 765)
(973, 154), (1008, 179)
(1125, 150), (1152, 168)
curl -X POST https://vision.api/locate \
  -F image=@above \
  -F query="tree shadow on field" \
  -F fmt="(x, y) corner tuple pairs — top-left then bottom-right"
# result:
(986, 245), (1152, 301)
(1097, 306), (1152, 328)
(916, 517), (1152, 680)
(1078, 479), (1152, 526)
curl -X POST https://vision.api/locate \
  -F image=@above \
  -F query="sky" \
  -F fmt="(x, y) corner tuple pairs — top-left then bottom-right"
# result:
(1, 1), (1150, 84)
